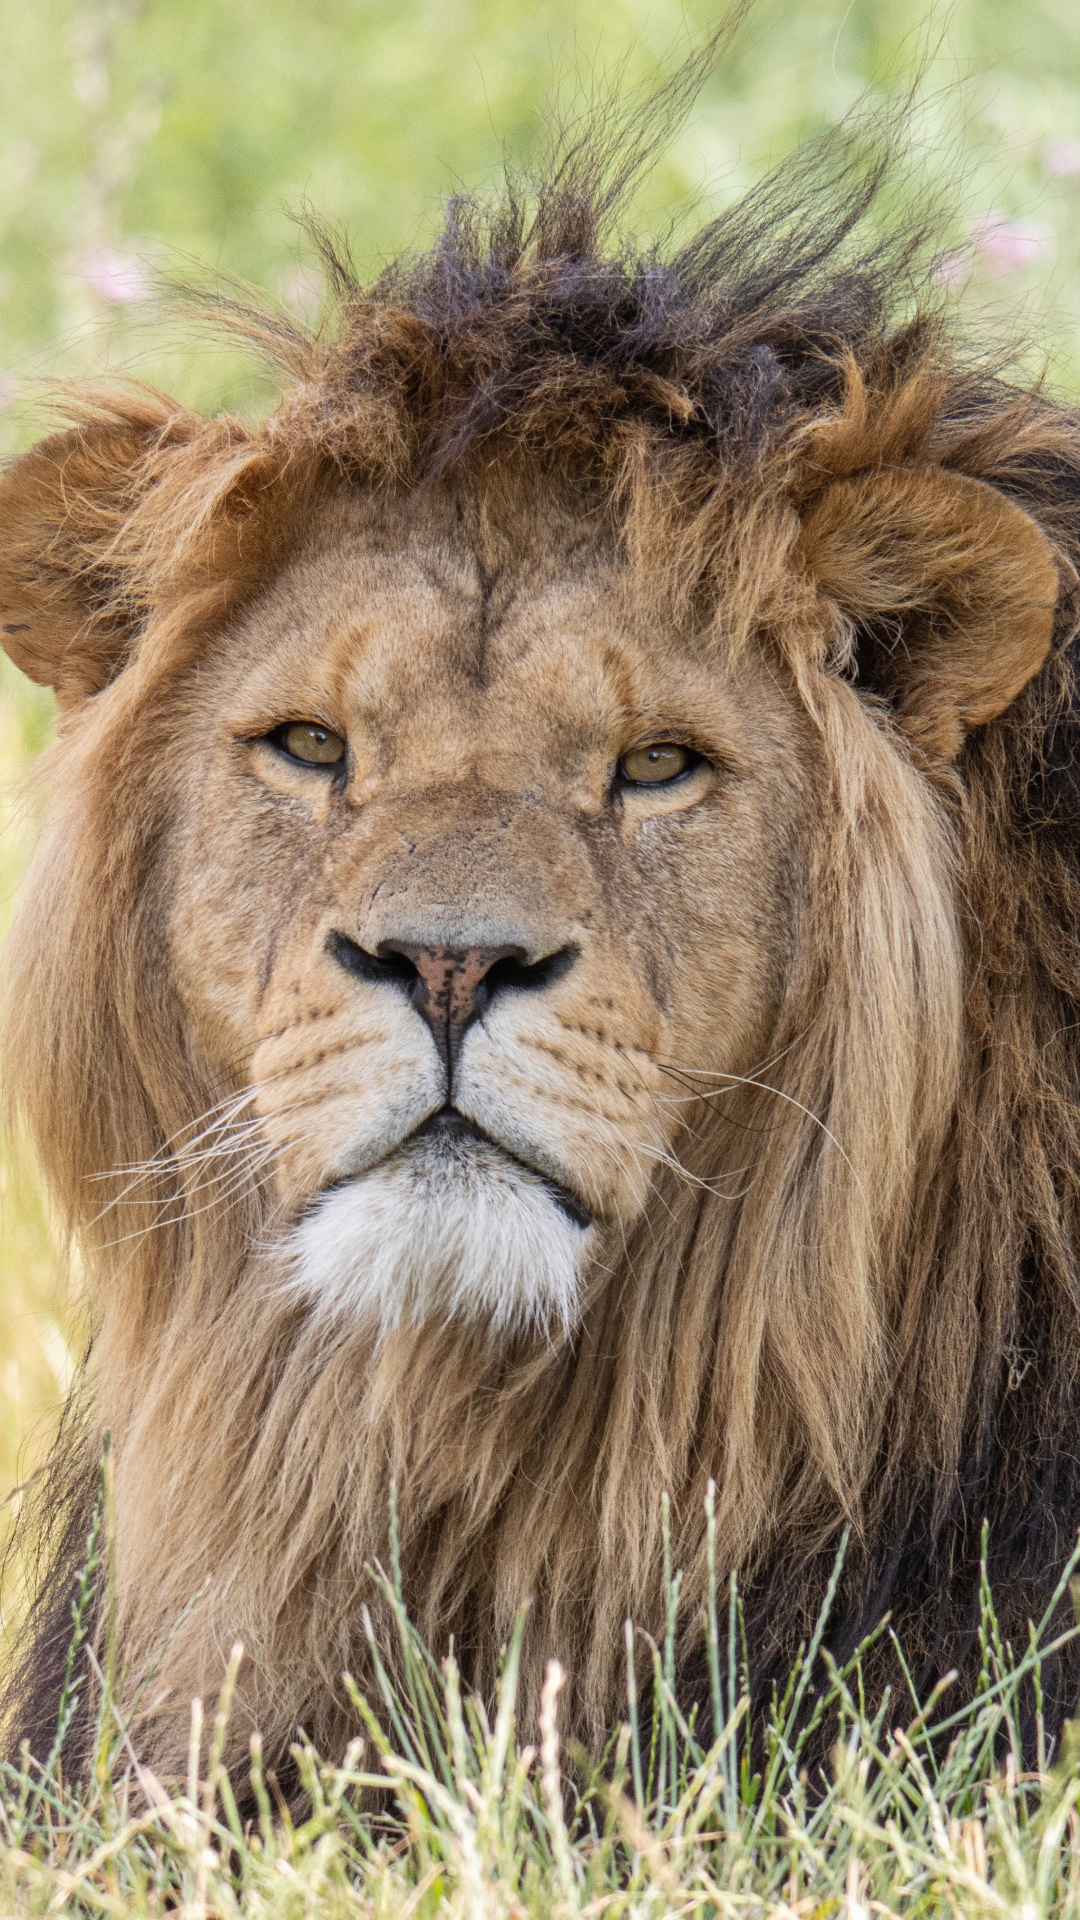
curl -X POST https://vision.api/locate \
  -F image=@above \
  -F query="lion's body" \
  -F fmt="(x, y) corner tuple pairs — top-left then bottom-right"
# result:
(5, 104), (1080, 1776)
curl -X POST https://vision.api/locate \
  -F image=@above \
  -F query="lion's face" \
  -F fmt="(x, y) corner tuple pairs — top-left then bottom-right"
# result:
(165, 493), (804, 1336)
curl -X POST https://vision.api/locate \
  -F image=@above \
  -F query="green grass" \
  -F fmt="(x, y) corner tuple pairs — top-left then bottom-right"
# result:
(3, 1479), (1080, 1917)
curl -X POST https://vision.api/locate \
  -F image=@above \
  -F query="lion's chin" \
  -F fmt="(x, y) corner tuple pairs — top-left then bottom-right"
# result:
(280, 1128), (594, 1341)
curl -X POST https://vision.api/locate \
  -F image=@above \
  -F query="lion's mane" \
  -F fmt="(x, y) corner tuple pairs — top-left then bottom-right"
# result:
(5, 89), (1080, 1773)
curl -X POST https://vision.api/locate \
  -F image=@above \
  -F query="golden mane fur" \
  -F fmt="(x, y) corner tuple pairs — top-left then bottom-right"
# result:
(5, 90), (1080, 1777)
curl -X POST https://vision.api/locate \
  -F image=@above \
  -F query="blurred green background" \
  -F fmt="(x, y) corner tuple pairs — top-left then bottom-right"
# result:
(2, 0), (1080, 1611)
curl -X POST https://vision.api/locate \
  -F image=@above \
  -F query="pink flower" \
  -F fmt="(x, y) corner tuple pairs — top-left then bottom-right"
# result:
(969, 212), (1051, 277)
(0, 373), (17, 411)
(75, 246), (147, 305)
(933, 250), (970, 290)
(1044, 136), (1080, 179)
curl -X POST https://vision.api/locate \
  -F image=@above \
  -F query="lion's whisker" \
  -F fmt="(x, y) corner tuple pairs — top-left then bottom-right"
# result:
(577, 1104), (757, 1203)
(98, 1151), (282, 1248)
(627, 1140), (758, 1200)
(654, 1060), (867, 1204)
(85, 1070), (302, 1195)
(85, 1094), (263, 1199)
(99, 1121), (274, 1185)
(658, 1027), (813, 1089)
(87, 1102), (294, 1228)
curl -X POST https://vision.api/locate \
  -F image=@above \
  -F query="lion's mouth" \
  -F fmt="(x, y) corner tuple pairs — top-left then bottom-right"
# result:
(410, 1107), (594, 1228)
(317, 1105), (594, 1229)
(287, 1100), (595, 1336)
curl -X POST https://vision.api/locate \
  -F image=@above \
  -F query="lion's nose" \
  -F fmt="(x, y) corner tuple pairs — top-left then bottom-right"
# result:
(387, 943), (523, 1072)
(326, 932), (578, 1075)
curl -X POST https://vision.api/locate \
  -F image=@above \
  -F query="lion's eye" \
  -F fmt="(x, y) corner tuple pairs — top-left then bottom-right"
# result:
(275, 722), (346, 767)
(619, 743), (693, 785)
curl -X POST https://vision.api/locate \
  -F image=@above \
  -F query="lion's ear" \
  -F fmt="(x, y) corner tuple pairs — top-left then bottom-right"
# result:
(0, 417), (166, 707)
(797, 465), (1060, 764)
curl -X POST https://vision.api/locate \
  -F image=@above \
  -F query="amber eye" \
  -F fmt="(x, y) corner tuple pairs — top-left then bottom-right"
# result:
(619, 743), (693, 785)
(275, 722), (346, 767)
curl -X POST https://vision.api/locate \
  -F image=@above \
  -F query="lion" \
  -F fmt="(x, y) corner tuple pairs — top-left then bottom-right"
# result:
(4, 100), (1080, 1781)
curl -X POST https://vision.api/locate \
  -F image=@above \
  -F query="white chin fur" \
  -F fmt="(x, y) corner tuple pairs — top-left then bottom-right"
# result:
(282, 1132), (592, 1340)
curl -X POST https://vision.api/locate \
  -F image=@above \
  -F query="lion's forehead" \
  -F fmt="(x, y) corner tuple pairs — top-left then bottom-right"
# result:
(219, 524), (724, 765)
